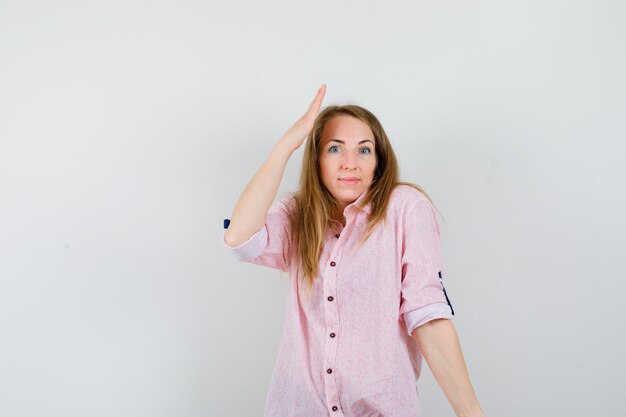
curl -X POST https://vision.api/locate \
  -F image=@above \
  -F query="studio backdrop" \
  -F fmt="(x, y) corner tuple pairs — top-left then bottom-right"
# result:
(0, 1), (624, 416)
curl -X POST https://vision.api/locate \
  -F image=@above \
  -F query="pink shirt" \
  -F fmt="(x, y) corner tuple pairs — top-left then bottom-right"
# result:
(222, 184), (454, 417)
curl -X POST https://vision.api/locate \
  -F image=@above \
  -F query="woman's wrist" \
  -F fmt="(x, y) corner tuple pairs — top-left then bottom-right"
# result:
(458, 409), (486, 417)
(273, 139), (298, 158)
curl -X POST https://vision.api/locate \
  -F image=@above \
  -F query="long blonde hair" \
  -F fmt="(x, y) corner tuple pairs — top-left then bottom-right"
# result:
(285, 105), (434, 293)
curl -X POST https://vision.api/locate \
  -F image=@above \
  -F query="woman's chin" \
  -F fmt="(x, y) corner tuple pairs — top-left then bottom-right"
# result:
(332, 189), (362, 203)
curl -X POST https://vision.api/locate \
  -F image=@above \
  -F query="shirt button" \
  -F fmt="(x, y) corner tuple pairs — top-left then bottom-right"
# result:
(330, 261), (336, 267)
(330, 332), (335, 338)
(332, 406), (338, 411)
(335, 233), (340, 238)
(327, 296), (334, 302)
(327, 368), (332, 374)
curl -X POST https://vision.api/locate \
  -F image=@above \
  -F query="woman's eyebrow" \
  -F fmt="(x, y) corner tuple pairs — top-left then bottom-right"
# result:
(328, 139), (374, 145)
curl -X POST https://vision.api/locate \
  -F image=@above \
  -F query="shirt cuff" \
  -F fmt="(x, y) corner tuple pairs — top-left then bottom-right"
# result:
(404, 303), (454, 336)
(222, 226), (267, 262)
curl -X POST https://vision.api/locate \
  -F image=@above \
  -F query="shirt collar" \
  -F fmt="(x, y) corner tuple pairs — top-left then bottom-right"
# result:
(342, 189), (372, 216)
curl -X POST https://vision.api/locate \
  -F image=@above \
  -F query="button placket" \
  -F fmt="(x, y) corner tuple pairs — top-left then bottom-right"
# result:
(322, 233), (344, 416)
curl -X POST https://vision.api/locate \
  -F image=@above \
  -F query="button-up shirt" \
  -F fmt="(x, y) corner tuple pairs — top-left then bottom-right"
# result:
(222, 185), (454, 417)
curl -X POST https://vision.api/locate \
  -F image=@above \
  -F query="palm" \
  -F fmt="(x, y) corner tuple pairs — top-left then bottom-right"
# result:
(280, 84), (327, 151)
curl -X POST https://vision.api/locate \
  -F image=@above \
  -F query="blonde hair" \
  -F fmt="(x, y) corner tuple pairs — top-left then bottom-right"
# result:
(285, 105), (434, 294)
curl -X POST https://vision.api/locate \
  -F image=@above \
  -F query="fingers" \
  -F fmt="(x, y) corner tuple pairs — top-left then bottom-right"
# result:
(316, 83), (326, 100)
(307, 83), (327, 114)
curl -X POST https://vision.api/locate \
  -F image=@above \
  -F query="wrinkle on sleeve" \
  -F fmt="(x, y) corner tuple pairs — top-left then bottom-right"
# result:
(222, 195), (295, 273)
(399, 191), (454, 336)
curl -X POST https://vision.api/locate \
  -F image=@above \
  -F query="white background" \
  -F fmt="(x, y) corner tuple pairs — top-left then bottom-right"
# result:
(1, 1), (625, 416)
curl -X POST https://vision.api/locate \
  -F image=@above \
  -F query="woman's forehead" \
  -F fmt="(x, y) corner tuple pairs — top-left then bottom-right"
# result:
(320, 115), (375, 145)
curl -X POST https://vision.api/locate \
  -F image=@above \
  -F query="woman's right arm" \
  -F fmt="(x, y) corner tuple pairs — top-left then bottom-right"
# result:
(223, 84), (326, 247)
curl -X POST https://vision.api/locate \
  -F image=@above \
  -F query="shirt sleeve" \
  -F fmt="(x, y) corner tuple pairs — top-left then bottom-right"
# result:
(221, 195), (294, 273)
(399, 192), (454, 337)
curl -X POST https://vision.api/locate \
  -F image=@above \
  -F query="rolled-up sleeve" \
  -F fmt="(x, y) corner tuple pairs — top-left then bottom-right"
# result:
(399, 192), (454, 336)
(222, 195), (294, 273)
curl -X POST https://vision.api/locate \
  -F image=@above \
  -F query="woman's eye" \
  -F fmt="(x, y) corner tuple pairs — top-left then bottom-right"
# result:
(328, 145), (371, 154)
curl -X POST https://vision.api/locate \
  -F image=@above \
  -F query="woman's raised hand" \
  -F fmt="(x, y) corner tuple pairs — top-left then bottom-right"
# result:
(277, 84), (327, 153)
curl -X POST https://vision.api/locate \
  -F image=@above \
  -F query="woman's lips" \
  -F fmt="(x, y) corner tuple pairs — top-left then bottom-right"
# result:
(339, 178), (359, 185)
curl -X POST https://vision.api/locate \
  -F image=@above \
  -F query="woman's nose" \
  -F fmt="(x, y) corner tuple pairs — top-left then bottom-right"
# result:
(341, 152), (357, 169)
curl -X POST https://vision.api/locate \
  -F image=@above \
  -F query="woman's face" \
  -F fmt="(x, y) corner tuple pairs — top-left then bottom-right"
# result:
(318, 115), (377, 212)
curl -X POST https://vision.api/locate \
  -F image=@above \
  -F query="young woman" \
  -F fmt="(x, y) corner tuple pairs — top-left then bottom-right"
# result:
(222, 84), (486, 417)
